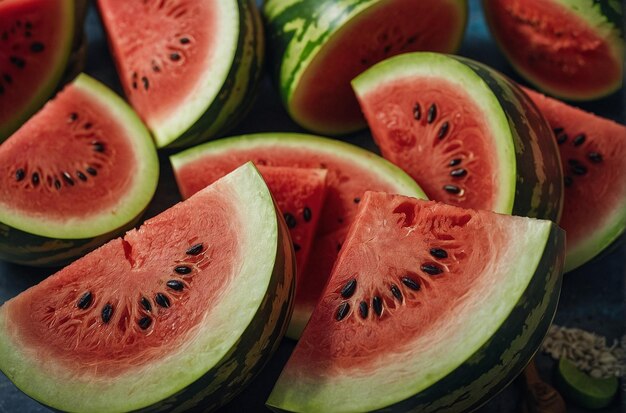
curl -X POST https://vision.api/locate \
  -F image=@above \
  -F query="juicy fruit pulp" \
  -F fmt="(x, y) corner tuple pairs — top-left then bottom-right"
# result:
(0, 74), (159, 266)
(170, 133), (426, 338)
(98, 0), (264, 148)
(268, 192), (565, 412)
(0, 0), (75, 141)
(0, 163), (295, 412)
(483, 0), (624, 100)
(353, 52), (563, 221)
(263, 0), (467, 134)
(524, 87), (626, 272)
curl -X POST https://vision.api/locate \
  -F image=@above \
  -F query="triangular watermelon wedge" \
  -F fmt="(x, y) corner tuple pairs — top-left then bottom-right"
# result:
(268, 191), (564, 412)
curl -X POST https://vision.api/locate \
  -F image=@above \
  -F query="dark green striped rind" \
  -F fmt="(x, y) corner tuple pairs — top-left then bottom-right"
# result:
(459, 57), (564, 222)
(137, 209), (296, 413)
(593, 0), (623, 34)
(164, 0), (264, 149)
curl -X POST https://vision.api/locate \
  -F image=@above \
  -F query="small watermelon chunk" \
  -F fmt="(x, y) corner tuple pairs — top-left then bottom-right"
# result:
(0, 163), (295, 412)
(0, 0), (75, 141)
(352, 52), (563, 221)
(170, 133), (426, 339)
(0, 74), (159, 267)
(268, 191), (564, 413)
(523, 87), (626, 272)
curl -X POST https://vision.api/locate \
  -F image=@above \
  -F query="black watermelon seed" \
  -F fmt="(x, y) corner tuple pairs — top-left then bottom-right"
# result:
(9, 56), (25, 68)
(167, 280), (184, 291)
(413, 103), (421, 120)
(138, 316), (152, 330)
(93, 142), (105, 152)
(303, 207), (312, 222)
(587, 152), (603, 163)
(101, 304), (113, 323)
(86, 167), (98, 176)
(142, 76), (149, 90)
(568, 159), (581, 166)
(132, 81), (138, 89)
(155, 293), (170, 308)
(3, 73), (11, 84)
(553, 127), (564, 135)
(449, 158), (462, 167)
(359, 301), (369, 319)
(284, 213), (297, 229)
(372, 296), (383, 316)
(573, 134), (586, 146)
(69, 112), (78, 122)
(15, 168), (25, 181)
(293, 243), (301, 252)
(437, 121), (450, 139)
(174, 265), (192, 275)
(390, 284), (403, 300)
(443, 184), (461, 194)
(170, 52), (181, 61)
(54, 179), (61, 190)
(353, 197), (361, 204)
(25, 22), (32, 30)
(572, 164), (588, 176)
(564, 176), (573, 187)
(186, 243), (203, 255)
(84, 123), (92, 130)
(30, 42), (44, 53)
(450, 168), (467, 178)
(31, 172), (39, 186)
(62, 172), (74, 186)
(430, 248), (448, 259)
(141, 296), (152, 312)
(77, 291), (93, 309)
(340, 278), (357, 298)
(337, 243), (342, 252)
(335, 302), (350, 321)
(556, 134), (568, 145)
(180, 37), (190, 44)
(76, 171), (87, 181)
(427, 104), (437, 124)
(421, 263), (444, 276)
(401, 277), (420, 291)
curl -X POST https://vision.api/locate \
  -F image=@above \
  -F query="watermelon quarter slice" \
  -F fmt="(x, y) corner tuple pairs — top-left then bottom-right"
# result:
(0, 0), (76, 141)
(0, 74), (159, 267)
(170, 133), (426, 338)
(268, 192), (565, 412)
(0, 163), (295, 412)
(352, 52), (563, 221)
(97, 0), (264, 148)
(523, 87), (626, 272)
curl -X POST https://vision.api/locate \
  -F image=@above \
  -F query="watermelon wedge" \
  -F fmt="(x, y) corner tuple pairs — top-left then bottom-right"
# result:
(268, 191), (565, 412)
(170, 133), (426, 339)
(0, 163), (295, 412)
(523, 87), (626, 272)
(97, 0), (264, 148)
(0, 74), (159, 267)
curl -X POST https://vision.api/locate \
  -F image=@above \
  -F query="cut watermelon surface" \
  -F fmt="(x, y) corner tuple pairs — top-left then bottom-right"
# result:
(0, 74), (159, 266)
(0, 163), (295, 412)
(523, 87), (626, 272)
(268, 191), (565, 412)
(170, 133), (426, 338)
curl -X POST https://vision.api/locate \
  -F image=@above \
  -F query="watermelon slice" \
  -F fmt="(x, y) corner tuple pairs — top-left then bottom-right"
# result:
(483, 0), (623, 101)
(263, 0), (468, 135)
(0, 74), (159, 267)
(170, 133), (426, 338)
(178, 165), (328, 277)
(352, 52), (563, 221)
(97, 0), (264, 148)
(523, 87), (626, 272)
(268, 191), (565, 412)
(0, 0), (76, 141)
(0, 163), (295, 412)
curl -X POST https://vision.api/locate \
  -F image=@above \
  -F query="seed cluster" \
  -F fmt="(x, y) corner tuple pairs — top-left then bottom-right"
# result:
(283, 206), (314, 253)
(333, 247), (448, 322)
(553, 128), (602, 188)
(1, 19), (45, 96)
(74, 243), (204, 331)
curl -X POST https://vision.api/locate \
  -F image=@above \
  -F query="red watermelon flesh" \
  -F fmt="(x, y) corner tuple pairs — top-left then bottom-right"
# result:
(523, 87), (626, 271)
(178, 164), (328, 277)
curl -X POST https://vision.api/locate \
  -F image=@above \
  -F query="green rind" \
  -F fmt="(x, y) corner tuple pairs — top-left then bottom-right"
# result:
(267, 223), (565, 413)
(262, 0), (468, 134)
(0, 0), (75, 142)
(158, 0), (265, 149)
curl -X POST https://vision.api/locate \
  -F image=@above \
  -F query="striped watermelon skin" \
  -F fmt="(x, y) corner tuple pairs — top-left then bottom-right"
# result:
(262, 0), (468, 133)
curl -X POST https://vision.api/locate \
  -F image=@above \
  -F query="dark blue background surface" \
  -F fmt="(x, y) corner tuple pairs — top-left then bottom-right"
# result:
(1, 0), (624, 412)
